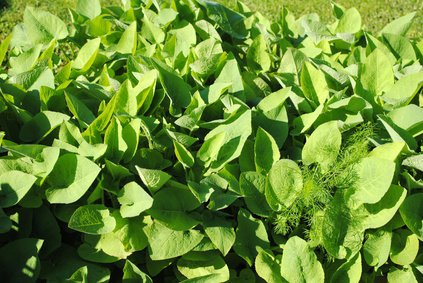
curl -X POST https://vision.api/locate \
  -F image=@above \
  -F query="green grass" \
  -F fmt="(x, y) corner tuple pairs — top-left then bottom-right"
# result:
(1, 0), (422, 39)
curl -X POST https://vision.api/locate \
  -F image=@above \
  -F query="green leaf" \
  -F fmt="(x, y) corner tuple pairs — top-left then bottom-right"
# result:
(280, 236), (324, 283)
(345, 156), (396, 208)
(45, 153), (101, 204)
(233, 209), (270, 266)
(359, 48), (394, 97)
(247, 35), (271, 72)
(390, 229), (419, 265)
(19, 111), (70, 143)
(150, 58), (191, 111)
(104, 117), (128, 163)
(145, 221), (204, 260)
(400, 193), (423, 240)
(387, 267), (418, 283)
(177, 251), (230, 281)
(254, 127), (280, 174)
(197, 0), (248, 39)
(203, 215), (236, 256)
(302, 121), (342, 172)
(335, 8), (361, 34)
(380, 12), (416, 36)
(118, 182), (153, 218)
(149, 186), (200, 230)
(330, 252), (362, 283)
(301, 61), (329, 105)
(23, 6), (68, 45)
(0, 170), (37, 208)
(174, 141), (195, 168)
(68, 204), (116, 235)
(76, 0), (101, 19)
(240, 172), (271, 217)
(363, 229), (392, 269)
(255, 249), (285, 283)
(0, 238), (44, 283)
(136, 166), (171, 194)
(382, 72), (423, 108)
(115, 22), (137, 55)
(197, 110), (252, 174)
(123, 260), (153, 283)
(266, 159), (303, 209)
(72, 38), (101, 72)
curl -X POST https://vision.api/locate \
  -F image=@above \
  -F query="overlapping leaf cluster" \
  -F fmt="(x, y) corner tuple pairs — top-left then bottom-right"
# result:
(0, 0), (422, 282)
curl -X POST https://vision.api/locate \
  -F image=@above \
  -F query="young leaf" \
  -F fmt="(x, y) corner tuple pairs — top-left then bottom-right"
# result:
(45, 153), (101, 204)
(280, 236), (324, 283)
(302, 121), (342, 172)
(266, 159), (303, 209)
(0, 170), (37, 208)
(68, 204), (116, 235)
(254, 127), (280, 174)
(118, 182), (153, 218)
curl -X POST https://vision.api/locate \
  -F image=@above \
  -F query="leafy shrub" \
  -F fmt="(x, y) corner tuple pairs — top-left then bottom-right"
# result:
(0, 0), (422, 282)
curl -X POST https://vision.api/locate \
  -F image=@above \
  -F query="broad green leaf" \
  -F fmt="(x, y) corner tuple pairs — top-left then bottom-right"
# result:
(68, 204), (116, 235)
(122, 119), (141, 163)
(254, 127), (280, 174)
(360, 185), (407, 229)
(45, 153), (101, 204)
(115, 22), (137, 55)
(335, 8), (361, 34)
(240, 172), (271, 217)
(76, 0), (101, 19)
(247, 35), (271, 72)
(382, 72), (423, 107)
(382, 33), (416, 62)
(174, 141), (195, 168)
(197, 110), (252, 174)
(301, 61), (329, 105)
(387, 267), (418, 283)
(19, 111), (70, 143)
(150, 58), (191, 111)
(104, 117), (128, 163)
(197, 0), (248, 39)
(400, 194), (423, 240)
(0, 171), (37, 208)
(388, 105), (423, 137)
(136, 166), (171, 194)
(390, 229), (419, 265)
(64, 94), (95, 128)
(73, 38), (101, 72)
(266, 159), (303, 209)
(23, 7), (68, 45)
(255, 250), (285, 283)
(280, 236), (324, 283)
(177, 251), (230, 281)
(345, 156), (396, 208)
(123, 260), (153, 283)
(233, 209), (269, 266)
(203, 215), (236, 256)
(0, 34), (12, 65)
(363, 229), (392, 269)
(359, 48), (394, 97)
(380, 12), (416, 36)
(322, 193), (364, 259)
(0, 238), (44, 283)
(149, 186), (200, 230)
(330, 252), (362, 283)
(215, 56), (244, 94)
(145, 221), (204, 260)
(118, 182), (153, 218)
(302, 121), (342, 172)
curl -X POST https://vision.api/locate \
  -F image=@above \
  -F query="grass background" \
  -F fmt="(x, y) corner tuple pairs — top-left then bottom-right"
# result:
(0, 0), (422, 39)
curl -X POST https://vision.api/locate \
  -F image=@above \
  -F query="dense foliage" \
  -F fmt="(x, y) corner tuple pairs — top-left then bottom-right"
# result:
(0, 0), (422, 282)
